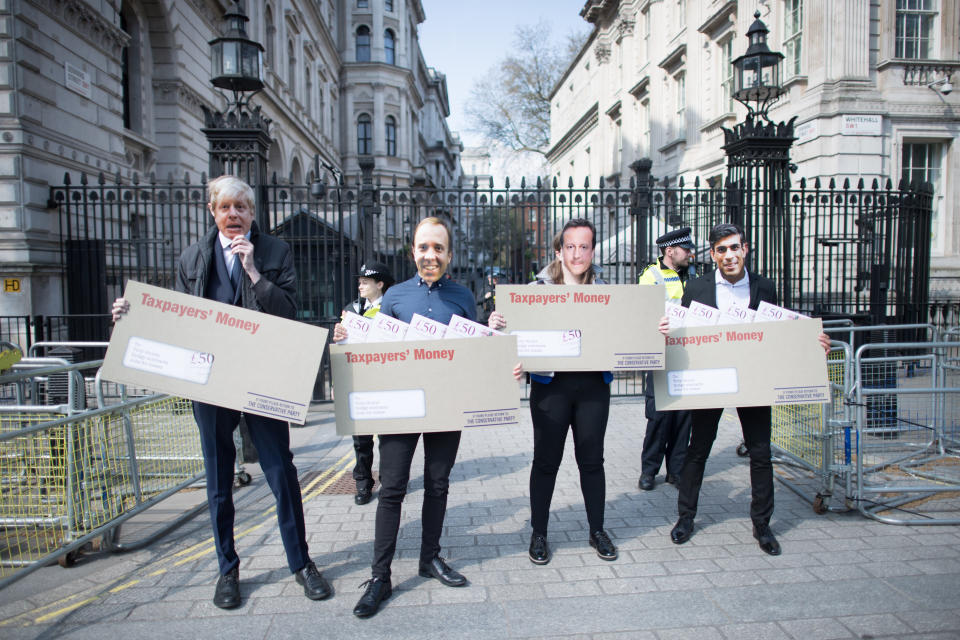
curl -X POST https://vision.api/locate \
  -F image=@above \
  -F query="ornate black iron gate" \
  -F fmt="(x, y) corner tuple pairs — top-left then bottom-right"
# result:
(49, 160), (934, 398)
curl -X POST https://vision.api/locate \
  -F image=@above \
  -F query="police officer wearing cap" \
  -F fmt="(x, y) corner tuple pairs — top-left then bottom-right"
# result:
(637, 227), (694, 491)
(341, 262), (395, 505)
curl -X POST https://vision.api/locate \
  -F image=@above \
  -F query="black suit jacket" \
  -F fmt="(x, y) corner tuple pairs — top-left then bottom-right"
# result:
(681, 269), (777, 310)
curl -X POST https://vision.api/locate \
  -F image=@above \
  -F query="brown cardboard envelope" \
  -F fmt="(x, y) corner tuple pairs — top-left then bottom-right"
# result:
(653, 318), (830, 410)
(101, 280), (327, 424)
(495, 284), (666, 371)
(331, 335), (521, 436)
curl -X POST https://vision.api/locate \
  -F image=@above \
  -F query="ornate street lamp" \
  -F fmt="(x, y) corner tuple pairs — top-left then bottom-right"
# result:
(203, 1), (271, 228)
(722, 10), (795, 306)
(209, 1), (264, 115)
(731, 11), (785, 119)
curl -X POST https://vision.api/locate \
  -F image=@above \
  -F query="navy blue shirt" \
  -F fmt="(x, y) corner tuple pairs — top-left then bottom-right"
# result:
(380, 274), (476, 324)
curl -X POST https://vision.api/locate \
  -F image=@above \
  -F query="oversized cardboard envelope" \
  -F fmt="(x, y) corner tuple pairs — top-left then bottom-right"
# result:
(653, 318), (830, 410)
(101, 280), (327, 424)
(331, 335), (521, 436)
(495, 284), (666, 371)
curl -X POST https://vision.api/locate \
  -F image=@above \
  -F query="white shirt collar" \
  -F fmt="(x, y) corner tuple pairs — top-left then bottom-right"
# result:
(714, 268), (750, 288)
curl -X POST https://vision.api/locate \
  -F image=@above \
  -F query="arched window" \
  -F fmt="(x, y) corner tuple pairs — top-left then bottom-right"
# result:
(385, 116), (397, 156)
(287, 40), (296, 93)
(356, 26), (371, 62)
(264, 5), (275, 67)
(357, 114), (372, 155)
(384, 29), (395, 65)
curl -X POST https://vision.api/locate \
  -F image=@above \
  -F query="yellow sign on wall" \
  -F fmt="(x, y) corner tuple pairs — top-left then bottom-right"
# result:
(3, 278), (22, 294)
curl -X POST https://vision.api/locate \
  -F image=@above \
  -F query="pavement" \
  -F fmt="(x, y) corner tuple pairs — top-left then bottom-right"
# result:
(1, 399), (959, 639)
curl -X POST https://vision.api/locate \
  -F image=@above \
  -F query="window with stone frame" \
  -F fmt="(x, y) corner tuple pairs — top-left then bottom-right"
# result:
(720, 36), (734, 114)
(287, 40), (296, 94)
(305, 61), (313, 115)
(895, 0), (937, 59)
(386, 116), (397, 156)
(357, 114), (372, 155)
(385, 29), (396, 65)
(356, 26), (371, 62)
(385, 0), (394, 11)
(265, 4), (276, 68)
(318, 76), (325, 133)
(902, 141), (945, 254)
(674, 72), (686, 140)
(783, 0), (803, 79)
(640, 98), (650, 156)
(358, 0), (369, 7)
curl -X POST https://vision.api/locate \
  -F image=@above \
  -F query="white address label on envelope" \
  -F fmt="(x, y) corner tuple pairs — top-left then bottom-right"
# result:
(667, 367), (738, 396)
(349, 389), (426, 420)
(122, 336), (213, 385)
(512, 330), (581, 357)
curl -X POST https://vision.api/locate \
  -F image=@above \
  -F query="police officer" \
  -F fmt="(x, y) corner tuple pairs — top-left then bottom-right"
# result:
(637, 227), (694, 491)
(341, 262), (395, 505)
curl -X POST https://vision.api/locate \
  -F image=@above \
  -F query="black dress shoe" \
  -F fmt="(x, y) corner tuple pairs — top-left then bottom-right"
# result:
(213, 567), (241, 609)
(638, 474), (655, 491)
(753, 523), (782, 556)
(295, 561), (333, 600)
(670, 517), (694, 544)
(354, 488), (372, 505)
(353, 577), (392, 618)
(418, 556), (467, 587)
(529, 533), (550, 565)
(589, 530), (618, 561)
(666, 474), (680, 485)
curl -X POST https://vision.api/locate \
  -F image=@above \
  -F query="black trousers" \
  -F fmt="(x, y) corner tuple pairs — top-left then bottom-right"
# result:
(353, 435), (375, 492)
(676, 406), (774, 526)
(192, 402), (310, 575)
(640, 393), (691, 477)
(529, 372), (611, 535)
(371, 430), (461, 579)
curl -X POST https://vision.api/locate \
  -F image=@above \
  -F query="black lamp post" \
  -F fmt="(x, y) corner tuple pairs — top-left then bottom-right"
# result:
(202, 1), (272, 230)
(731, 11), (785, 119)
(722, 10), (796, 307)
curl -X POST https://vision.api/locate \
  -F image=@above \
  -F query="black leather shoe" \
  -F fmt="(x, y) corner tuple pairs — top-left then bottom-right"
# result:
(666, 474), (680, 485)
(213, 567), (241, 609)
(670, 517), (694, 544)
(418, 556), (467, 587)
(529, 533), (550, 565)
(753, 523), (782, 556)
(295, 561), (333, 600)
(353, 577), (392, 618)
(354, 488), (372, 505)
(639, 474), (655, 491)
(589, 530), (618, 561)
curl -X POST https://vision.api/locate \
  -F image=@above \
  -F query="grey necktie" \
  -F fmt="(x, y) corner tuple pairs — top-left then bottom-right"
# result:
(229, 252), (242, 291)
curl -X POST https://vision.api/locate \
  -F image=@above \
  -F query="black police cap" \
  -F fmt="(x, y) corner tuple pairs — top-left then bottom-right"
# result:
(656, 227), (694, 250)
(357, 261), (395, 286)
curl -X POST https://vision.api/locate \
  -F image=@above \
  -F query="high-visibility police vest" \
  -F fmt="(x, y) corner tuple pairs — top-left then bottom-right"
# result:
(362, 303), (381, 319)
(638, 259), (685, 301)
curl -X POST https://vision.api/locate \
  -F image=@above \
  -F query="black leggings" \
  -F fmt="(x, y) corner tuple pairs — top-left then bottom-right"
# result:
(528, 372), (611, 535)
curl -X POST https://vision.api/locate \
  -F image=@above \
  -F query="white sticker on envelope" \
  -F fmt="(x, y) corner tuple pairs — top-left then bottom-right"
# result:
(122, 336), (213, 385)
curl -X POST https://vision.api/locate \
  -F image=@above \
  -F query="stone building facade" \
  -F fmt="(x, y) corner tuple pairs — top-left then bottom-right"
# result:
(547, 0), (959, 294)
(0, 0), (461, 318)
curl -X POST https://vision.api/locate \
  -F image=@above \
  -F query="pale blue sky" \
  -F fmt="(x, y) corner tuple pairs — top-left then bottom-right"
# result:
(418, 0), (591, 147)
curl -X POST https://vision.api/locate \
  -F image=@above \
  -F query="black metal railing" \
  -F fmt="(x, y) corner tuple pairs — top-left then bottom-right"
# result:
(48, 158), (941, 400)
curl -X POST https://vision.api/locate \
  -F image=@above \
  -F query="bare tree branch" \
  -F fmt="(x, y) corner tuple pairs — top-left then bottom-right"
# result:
(466, 20), (589, 157)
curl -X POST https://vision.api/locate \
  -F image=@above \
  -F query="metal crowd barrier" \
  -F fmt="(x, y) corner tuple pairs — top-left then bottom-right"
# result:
(851, 339), (960, 525)
(771, 341), (854, 513)
(0, 358), (205, 589)
(769, 323), (960, 524)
